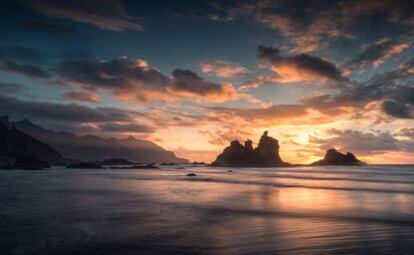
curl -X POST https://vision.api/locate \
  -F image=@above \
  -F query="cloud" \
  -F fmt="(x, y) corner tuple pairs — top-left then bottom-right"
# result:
(0, 61), (50, 78)
(0, 81), (24, 95)
(19, 20), (89, 40)
(382, 100), (412, 118)
(208, 0), (414, 54)
(200, 59), (247, 78)
(0, 94), (139, 123)
(395, 127), (414, 139)
(200, 128), (252, 145)
(0, 45), (44, 64)
(55, 56), (240, 102)
(23, 0), (143, 31)
(170, 69), (239, 101)
(99, 123), (155, 133)
(208, 104), (313, 127)
(309, 129), (399, 156)
(62, 91), (100, 102)
(254, 45), (346, 84)
(347, 39), (410, 68)
(0, 45), (50, 79)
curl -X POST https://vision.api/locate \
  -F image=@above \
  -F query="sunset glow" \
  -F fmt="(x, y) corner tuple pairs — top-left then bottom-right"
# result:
(1, 0), (414, 164)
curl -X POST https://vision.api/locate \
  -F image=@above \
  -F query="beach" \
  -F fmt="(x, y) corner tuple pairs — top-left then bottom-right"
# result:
(1, 165), (414, 254)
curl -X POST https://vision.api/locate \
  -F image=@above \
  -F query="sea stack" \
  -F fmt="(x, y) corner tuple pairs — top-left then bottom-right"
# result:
(311, 148), (364, 166)
(211, 131), (289, 167)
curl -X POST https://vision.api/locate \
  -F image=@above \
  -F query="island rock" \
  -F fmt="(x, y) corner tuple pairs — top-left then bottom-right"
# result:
(211, 131), (289, 167)
(311, 148), (364, 166)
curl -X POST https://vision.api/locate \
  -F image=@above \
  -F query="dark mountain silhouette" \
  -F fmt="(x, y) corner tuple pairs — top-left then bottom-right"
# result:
(12, 118), (188, 163)
(311, 148), (364, 166)
(212, 131), (290, 167)
(0, 116), (63, 166)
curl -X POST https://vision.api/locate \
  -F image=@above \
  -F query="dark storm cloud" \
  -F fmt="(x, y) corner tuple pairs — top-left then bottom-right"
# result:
(55, 57), (238, 102)
(22, 0), (143, 31)
(99, 123), (155, 133)
(0, 94), (136, 122)
(382, 101), (412, 119)
(19, 20), (89, 40)
(257, 45), (346, 82)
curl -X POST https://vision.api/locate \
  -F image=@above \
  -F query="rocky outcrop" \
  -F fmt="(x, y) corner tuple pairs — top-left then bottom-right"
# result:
(212, 131), (289, 167)
(311, 148), (364, 166)
(91, 158), (135, 165)
(0, 116), (63, 167)
(65, 162), (105, 169)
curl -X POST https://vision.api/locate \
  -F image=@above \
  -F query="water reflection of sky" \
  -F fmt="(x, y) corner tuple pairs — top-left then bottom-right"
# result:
(1, 165), (414, 254)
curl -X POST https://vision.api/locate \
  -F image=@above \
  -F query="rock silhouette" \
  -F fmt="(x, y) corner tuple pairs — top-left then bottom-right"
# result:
(212, 131), (289, 167)
(13, 156), (50, 170)
(66, 162), (105, 169)
(311, 148), (364, 166)
(0, 116), (63, 167)
(12, 118), (188, 163)
(91, 158), (136, 165)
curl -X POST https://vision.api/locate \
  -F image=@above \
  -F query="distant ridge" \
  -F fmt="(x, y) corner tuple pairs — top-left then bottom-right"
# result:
(12, 118), (188, 164)
(0, 116), (63, 165)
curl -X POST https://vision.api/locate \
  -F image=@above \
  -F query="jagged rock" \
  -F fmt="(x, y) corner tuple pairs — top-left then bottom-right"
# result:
(66, 162), (105, 169)
(0, 116), (64, 166)
(211, 131), (289, 167)
(109, 163), (159, 169)
(311, 148), (364, 166)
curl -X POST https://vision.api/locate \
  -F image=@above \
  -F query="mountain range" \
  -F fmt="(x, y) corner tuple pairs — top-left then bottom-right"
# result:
(0, 116), (63, 165)
(8, 117), (188, 164)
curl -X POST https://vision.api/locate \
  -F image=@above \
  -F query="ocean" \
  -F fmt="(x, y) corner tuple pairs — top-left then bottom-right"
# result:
(1, 165), (414, 254)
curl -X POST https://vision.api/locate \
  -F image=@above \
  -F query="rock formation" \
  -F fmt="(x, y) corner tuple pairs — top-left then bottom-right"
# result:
(311, 148), (364, 166)
(211, 131), (289, 167)
(91, 158), (135, 165)
(65, 162), (105, 169)
(0, 116), (64, 167)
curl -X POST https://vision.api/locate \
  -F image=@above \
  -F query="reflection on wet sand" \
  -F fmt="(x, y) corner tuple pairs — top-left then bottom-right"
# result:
(1, 165), (414, 254)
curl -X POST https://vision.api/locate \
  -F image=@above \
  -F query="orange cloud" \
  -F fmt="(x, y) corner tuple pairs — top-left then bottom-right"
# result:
(200, 59), (247, 78)
(62, 91), (100, 102)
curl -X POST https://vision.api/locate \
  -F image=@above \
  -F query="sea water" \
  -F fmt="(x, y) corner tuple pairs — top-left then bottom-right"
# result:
(1, 165), (414, 254)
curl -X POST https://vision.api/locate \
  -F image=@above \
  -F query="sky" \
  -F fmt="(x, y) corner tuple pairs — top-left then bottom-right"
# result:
(0, 0), (414, 164)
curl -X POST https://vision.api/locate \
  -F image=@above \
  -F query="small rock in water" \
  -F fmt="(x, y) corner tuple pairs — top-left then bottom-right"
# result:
(186, 173), (197, 177)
